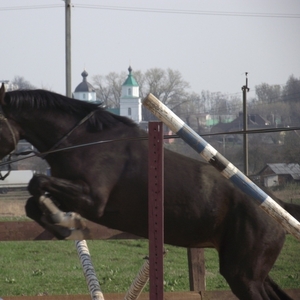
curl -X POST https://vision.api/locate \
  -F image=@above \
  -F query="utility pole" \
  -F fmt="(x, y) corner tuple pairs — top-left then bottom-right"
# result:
(64, 0), (72, 97)
(242, 73), (250, 175)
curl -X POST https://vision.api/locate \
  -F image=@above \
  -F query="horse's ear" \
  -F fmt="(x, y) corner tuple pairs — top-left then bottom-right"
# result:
(0, 83), (6, 106)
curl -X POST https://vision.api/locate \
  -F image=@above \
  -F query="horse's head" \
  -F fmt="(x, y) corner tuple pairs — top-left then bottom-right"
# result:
(0, 83), (20, 160)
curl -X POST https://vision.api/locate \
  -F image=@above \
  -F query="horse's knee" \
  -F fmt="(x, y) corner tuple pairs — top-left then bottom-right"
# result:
(28, 174), (50, 196)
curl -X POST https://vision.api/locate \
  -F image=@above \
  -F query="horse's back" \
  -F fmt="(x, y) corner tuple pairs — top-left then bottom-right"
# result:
(162, 149), (286, 249)
(86, 132), (285, 249)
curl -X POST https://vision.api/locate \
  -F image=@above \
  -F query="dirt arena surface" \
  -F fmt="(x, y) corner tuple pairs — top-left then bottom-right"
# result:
(0, 190), (29, 217)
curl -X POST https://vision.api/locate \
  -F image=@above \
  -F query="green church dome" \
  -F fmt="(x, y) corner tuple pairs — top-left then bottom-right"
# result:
(122, 66), (139, 87)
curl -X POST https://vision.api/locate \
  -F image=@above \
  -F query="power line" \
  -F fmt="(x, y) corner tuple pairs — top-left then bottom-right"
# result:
(0, 4), (62, 11)
(1, 3), (300, 19)
(75, 4), (300, 19)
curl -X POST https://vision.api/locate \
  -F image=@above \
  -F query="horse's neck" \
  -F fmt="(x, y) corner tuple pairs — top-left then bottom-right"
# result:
(20, 115), (75, 153)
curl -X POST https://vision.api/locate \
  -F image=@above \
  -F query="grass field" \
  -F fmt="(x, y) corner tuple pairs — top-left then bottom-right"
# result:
(0, 235), (299, 297)
(0, 184), (300, 296)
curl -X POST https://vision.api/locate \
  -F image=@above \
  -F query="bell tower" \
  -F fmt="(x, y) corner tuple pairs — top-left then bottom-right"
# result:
(120, 66), (142, 123)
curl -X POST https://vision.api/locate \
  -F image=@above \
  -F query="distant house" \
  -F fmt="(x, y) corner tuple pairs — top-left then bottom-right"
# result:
(211, 112), (270, 134)
(258, 163), (300, 187)
(210, 112), (272, 144)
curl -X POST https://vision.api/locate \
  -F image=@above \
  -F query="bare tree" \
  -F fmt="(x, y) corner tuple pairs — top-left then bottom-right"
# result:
(11, 76), (36, 89)
(250, 77), (300, 127)
(92, 68), (191, 121)
(282, 75), (300, 103)
(282, 75), (300, 126)
(92, 74), (111, 107)
(131, 70), (146, 99)
(92, 72), (126, 108)
(144, 68), (189, 106)
(172, 92), (205, 130)
(227, 94), (242, 115)
(255, 83), (281, 104)
(107, 71), (126, 108)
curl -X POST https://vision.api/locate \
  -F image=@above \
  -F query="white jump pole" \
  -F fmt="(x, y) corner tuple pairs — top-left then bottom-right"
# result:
(143, 93), (300, 241)
(38, 197), (104, 299)
(123, 257), (150, 300)
(75, 240), (105, 300)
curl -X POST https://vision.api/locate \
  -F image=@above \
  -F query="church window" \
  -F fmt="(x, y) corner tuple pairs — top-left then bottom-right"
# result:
(128, 88), (132, 96)
(128, 108), (132, 116)
(83, 93), (86, 99)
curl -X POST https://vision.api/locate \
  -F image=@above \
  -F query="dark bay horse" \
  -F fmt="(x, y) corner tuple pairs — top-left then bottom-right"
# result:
(0, 84), (299, 300)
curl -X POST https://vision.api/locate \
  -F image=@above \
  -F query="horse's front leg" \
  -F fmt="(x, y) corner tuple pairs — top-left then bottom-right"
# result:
(28, 174), (95, 215)
(26, 174), (98, 239)
(25, 196), (84, 240)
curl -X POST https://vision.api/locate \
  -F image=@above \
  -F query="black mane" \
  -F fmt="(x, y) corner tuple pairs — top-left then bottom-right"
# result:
(5, 89), (137, 131)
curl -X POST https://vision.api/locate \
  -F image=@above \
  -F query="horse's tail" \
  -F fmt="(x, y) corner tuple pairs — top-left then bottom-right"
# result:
(276, 198), (300, 222)
(261, 186), (300, 222)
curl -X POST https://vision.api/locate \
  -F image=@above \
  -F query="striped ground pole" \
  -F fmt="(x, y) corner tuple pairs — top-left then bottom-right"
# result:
(75, 240), (105, 300)
(123, 257), (150, 300)
(143, 93), (300, 241)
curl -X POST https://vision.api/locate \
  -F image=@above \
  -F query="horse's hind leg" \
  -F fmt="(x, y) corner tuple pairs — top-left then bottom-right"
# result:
(264, 276), (293, 300)
(219, 247), (293, 300)
(221, 275), (292, 300)
(219, 270), (269, 300)
(219, 238), (292, 300)
(218, 223), (288, 299)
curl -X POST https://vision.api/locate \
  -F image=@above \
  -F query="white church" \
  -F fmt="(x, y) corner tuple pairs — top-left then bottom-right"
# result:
(119, 66), (142, 123)
(73, 69), (97, 102)
(73, 66), (143, 124)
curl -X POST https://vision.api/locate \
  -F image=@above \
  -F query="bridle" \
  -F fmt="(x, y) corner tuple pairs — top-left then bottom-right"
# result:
(0, 113), (17, 180)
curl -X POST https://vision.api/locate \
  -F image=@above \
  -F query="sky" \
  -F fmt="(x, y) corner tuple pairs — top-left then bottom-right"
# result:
(1, 0), (300, 99)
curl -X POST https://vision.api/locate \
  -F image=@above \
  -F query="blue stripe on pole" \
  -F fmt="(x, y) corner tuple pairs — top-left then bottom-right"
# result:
(177, 124), (208, 154)
(178, 124), (268, 204)
(229, 173), (268, 204)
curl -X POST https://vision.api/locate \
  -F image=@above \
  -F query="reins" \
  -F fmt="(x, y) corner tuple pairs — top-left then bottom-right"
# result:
(37, 109), (98, 159)
(0, 107), (148, 170)
(2, 104), (300, 173)
(0, 135), (149, 168)
(1, 124), (300, 169)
